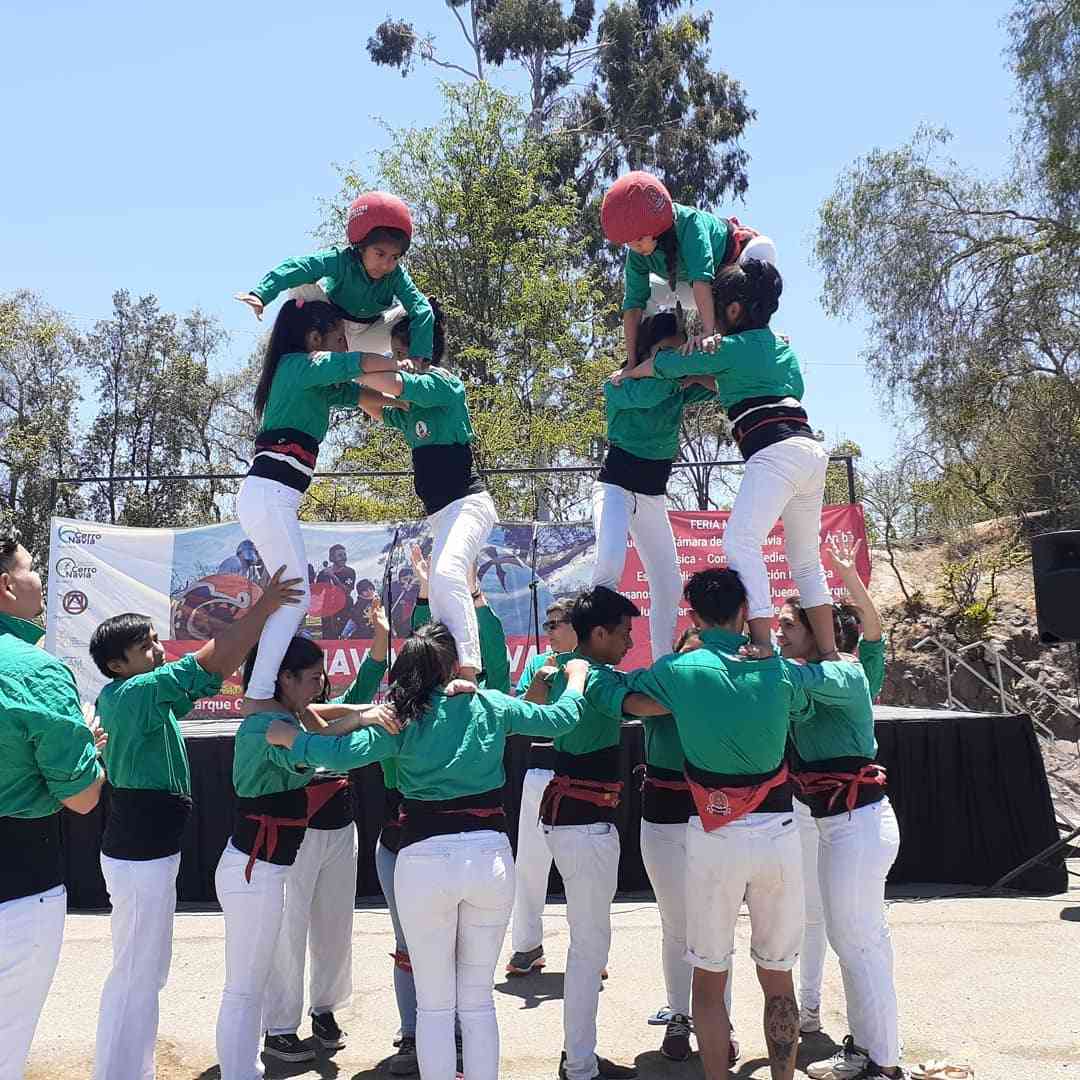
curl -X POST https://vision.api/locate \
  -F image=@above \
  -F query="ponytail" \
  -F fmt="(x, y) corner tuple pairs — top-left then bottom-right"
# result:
(712, 260), (783, 332)
(388, 621), (458, 725)
(657, 225), (679, 292)
(254, 300), (344, 419)
(391, 296), (446, 364)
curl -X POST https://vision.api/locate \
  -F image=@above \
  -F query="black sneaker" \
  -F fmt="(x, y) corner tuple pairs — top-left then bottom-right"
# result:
(559, 1051), (638, 1078)
(506, 945), (545, 975)
(390, 1034), (418, 1075)
(311, 1011), (345, 1051)
(661, 1014), (692, 1061)
(263, 1033), (315, 1062)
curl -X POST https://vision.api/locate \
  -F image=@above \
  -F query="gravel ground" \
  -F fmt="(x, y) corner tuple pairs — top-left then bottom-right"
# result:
(24, 867), (1080, 1080)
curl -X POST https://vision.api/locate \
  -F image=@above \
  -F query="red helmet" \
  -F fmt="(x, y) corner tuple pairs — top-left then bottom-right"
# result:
(600, 171), (674, 245)
(346, 191), (414, 247)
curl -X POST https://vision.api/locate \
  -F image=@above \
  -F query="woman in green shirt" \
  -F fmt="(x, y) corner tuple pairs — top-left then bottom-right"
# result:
(236, 190), (434, 360)
(269, 622), (591, 1080)
(599, 170), (776, 365)
(214, 635), (392, 1080)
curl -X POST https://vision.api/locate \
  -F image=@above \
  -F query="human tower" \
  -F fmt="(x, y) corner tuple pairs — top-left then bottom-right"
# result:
(1, 172), (903, 1080)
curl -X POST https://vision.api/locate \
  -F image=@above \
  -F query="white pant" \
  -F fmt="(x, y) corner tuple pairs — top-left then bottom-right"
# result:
(236, 476), (310, 700)
(427, 491), (497, 671)
(544, 823), (620, 1080)
(818, 798), (901, 1067)
(796, 799), (828, 1011)
(685, 813), (803, 973)
(395, 831), (515, 1080)
(591, 481), (680, 661)
(724, 437), (830, 621)
(287, 283), (402, 355)
(510, 768), (554, 953)
(94, 852), (181, 1080)
(215, 841), (290, 1080)
(640, 820), (692, 1017)
(0, 884), (66, 1080)
(263, 823), (358, 1034)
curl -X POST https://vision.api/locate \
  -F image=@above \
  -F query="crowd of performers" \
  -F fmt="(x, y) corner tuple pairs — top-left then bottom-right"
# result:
(0, 172), (904, 1080)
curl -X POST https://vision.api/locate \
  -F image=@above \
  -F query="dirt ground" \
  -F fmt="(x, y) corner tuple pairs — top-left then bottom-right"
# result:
(24, 867), (1080, 1080)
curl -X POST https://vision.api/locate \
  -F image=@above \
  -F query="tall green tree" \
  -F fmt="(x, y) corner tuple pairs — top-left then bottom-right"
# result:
(813, 0), (1080, 524)
(78, 291), (245, 526)
(311, 82), (614, 523)
(366, 1), (753, 226)
(0, 291), (85, 553)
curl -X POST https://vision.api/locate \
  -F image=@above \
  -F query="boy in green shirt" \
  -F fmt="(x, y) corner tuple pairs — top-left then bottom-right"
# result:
(0, 534), (105, 1078)
(89, 567), (302, 1080)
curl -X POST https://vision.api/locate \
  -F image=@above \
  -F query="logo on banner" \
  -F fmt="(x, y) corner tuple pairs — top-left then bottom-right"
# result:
(58, 526), (102, 546)
(55, 557), (97, 580)
(62, 590), (88, 615)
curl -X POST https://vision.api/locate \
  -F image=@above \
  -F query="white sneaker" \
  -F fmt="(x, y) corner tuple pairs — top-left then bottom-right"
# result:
(800, 1005), (822, 1033)
(807, 1036), (871, 1079)
(647, 1006), (674, 1026)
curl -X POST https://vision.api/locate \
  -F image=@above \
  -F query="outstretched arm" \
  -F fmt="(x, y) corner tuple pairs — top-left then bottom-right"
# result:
(827, 536), (881, 642)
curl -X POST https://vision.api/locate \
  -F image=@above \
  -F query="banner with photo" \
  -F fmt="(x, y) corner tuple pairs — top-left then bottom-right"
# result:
(45, 505), (869, 718)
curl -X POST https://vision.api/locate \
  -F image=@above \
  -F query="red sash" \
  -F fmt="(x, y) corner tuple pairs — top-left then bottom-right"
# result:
(686, 763), (790, 832)
(793, 764), (887, 815)
(243, 778), (348, 882)
(539, 775), (622, 823)
(722, 216), (762, 265)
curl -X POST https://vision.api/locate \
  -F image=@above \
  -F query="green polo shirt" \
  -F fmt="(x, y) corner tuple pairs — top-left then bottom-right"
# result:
(0, 613), (100, 818)
(547, 652), (631, 757)
(653, 329), (804, 411)
(516, 650), (551, 696)
(605, 377), (716, 461)
(337, 653), (394, 786)
(290, 687), (586, 801)
(98, 653), (222, 795)
(257, 351), (363, 444)
(232, 712), (314, 798)
(626, 628), (826, 776)
(251, 246), (435, 360)
(622, 204), (730, 311)
(643, 714), (685, 772)
(789, 655), (880, 764)
(382, 369), (475, 448)
(410, 600), (510, 693)
(858, 636), (887, 699)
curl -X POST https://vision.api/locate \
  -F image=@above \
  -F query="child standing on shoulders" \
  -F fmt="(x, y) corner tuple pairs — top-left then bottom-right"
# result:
(356, 299), (497, 685)
(600, 171), (776, 366)
(237, 299), (405, 715)
(612, 260), (838, 660)
(237, 191), (433, 360)
(593, 310), (717, 661)
(89, 568), (303, 1080)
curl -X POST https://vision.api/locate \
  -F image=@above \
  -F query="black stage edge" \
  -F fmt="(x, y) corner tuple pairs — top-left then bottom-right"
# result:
(60, 707), (1067, 908)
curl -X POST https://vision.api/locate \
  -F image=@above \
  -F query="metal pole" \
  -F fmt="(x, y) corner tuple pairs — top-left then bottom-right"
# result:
(528, 524), (541, 658)
(381, 527), (401, 671)
(845, 455), (856, 504)
(49, 478), (59, 516)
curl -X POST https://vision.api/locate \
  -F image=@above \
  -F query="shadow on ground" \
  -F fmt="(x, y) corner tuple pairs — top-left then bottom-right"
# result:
(631, 1028), (842, 1078)
(1059, 905), (1080, 921)
(494, 970), (566, 1009)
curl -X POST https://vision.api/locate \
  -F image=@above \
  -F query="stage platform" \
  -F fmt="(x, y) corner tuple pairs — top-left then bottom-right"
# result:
(59, 706), (1067, 908)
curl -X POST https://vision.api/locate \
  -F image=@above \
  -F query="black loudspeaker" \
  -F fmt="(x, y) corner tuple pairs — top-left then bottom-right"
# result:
(1032, 530), (1080, 643)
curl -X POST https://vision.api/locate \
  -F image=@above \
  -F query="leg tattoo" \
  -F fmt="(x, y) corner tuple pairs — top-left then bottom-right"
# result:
(764, 993), (799, 1076)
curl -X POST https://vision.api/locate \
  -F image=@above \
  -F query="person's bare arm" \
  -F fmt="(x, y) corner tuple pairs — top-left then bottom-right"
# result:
(692, 280), (716, 336)
(61, 772), (105, 815)
(523, 666), (556, 704)
(827, 537), (882, 641)
(622, 691), (671, 717)
(623, 308), (643, 366)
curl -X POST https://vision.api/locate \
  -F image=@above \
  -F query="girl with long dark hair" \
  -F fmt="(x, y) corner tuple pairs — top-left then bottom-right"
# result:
(265, 623), (591, 1080)
(214, 637), (394, 1079)
(613, 259), (838, 661)
(236, 191), (433, 360)
(600, 171), (776, 366)
(236, 299), (404, 715)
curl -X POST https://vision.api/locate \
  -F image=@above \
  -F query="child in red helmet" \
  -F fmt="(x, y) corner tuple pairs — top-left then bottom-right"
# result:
(236, 191), (435, 361)
(600, 171), (776, 366)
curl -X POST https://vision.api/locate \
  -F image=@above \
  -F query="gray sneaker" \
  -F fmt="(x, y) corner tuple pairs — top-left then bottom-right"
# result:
(390, 1034), (418, 1075)
(506, 945), (545, 975)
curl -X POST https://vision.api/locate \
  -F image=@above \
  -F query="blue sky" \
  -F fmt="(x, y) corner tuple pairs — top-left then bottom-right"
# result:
(2, 1), (1017, 463)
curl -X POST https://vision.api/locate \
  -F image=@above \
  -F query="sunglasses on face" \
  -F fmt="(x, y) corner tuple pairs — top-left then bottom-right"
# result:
(543, 619), (568, 632)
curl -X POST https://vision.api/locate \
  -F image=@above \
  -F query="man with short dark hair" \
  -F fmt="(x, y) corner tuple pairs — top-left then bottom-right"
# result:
(626, 568), (831, 1080)
(0, 533), (105, 1079)
(529, 586), (645, 1080)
